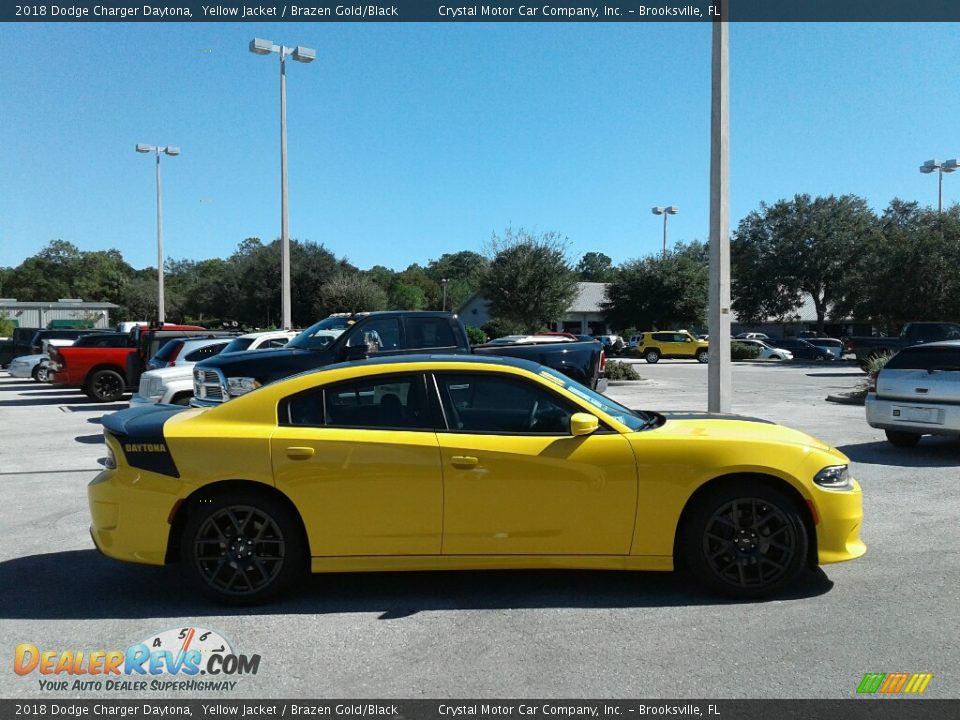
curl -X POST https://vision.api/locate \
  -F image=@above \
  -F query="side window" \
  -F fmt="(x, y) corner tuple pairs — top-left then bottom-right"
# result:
(405, 318), (458, 349)
(265, 338), (289, 348)
(280, 375), (430, 430)
(346, 318), (401, 352)
(652, 333), (673, 343)
(184, 343), (228, 362)
(435, 373), (576, 435)
(673, 333), (689, 342)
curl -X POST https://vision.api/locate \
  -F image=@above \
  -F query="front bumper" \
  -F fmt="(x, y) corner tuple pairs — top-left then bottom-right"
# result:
(812, 480), (866, 565)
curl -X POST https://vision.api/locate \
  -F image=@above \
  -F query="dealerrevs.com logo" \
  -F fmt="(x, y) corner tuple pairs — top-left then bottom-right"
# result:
(14, 627), (260, 692)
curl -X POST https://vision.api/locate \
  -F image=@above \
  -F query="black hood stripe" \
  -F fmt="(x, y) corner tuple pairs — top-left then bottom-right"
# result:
(103, 405), (185, 478)
(653, 411), (775, 425)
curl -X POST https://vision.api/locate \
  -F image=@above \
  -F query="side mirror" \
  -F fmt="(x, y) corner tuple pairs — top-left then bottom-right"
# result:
(570, 412), (599, 437)
(344, 344), (368, 361)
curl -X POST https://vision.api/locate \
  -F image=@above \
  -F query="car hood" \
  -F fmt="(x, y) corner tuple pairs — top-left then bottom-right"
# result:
(649, 411), (836, 454)
(140, 365), (195, 382)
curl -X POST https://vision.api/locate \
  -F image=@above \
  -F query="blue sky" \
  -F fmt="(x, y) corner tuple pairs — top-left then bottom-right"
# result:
(2, 22), (959, 272)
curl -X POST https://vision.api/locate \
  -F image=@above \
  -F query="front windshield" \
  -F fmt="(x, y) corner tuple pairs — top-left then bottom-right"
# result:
(287, 317), (352, 350)
(538, 367), (650, 431)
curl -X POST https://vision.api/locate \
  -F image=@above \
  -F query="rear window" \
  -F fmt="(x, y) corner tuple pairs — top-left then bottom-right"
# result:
(184, 343), (229, 362)
(885, 346), (960, 371)
(222, 337), (255, 353)
(152, 340), (184, 363)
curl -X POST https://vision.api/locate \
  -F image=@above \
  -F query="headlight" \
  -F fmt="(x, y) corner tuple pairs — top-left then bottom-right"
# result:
(814, 465), (852, 491)
(227, 376), (261, 396)
(104, 445), (117, 470)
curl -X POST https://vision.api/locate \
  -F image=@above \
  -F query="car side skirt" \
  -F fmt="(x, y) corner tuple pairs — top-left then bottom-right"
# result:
(309, 555), (675, 573)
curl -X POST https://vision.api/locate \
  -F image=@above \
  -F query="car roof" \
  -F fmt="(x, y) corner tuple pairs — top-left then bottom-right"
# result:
(237, 330), (298, 339)
(318, 352), (543, 375)
(902, 340), (960, 349)
(177, 337), (233, 350)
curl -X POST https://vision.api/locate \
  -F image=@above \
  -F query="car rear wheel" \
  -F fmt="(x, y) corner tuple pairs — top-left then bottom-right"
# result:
(86, 369), (125, 402)
(182, 491), (306, 605)
(885, 429), (921, 447)
(681, 481), (808, 598)
(695, 349), (708, 364)
(644, 349), (661, 364)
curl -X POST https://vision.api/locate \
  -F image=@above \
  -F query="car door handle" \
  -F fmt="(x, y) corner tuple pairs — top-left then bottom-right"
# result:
(451, 455), (479, 468)
(285, 446), (315, 460)
(915, 388), (929, 394)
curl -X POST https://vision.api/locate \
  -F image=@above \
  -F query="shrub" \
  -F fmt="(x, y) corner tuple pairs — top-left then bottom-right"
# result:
(731, 341), (762, 360)
(465, 325), (488, 346)
(482, 318), (525, 340)
(604, 360), (641, 380)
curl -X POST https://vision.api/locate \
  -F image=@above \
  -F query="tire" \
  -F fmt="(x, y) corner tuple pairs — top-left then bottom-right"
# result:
(681, 481), (808, 599)
(85, 369), (125, 402)
(885, 430), (921, 447)
(32, 364), (50, 383)
(695, 349), (708, 364)
(182, 490), (307, 605)
(644, 349), (661, 364)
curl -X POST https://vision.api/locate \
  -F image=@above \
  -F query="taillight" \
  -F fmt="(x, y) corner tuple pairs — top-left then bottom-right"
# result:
(599, 349), (607, 373)
(166, 342), (183, 366)
(867, 371), (878, 393)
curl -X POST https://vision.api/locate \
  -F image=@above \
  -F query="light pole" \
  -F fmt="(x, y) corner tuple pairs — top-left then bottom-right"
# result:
(441, 278), (449, 311)
(250, 37), (316, 330)
(651, 206), (679, 257)
(136, 144), (180, 323)
(920, 159), (958, 214)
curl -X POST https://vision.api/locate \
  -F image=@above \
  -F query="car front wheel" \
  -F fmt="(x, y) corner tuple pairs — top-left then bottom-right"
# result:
(644, 350), (661, 364)
(885, 430), (921, 447)
(681, 481), (808, 598)
(182, 491), (306, 604)
(695, 349), (708, 364)
(32, 364), (50, 383)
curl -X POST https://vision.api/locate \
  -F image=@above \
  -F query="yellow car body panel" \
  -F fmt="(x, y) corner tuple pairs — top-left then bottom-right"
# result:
(88, 357), (865, 583)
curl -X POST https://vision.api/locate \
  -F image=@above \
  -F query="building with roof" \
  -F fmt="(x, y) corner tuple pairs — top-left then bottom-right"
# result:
(0, 298), (118, 329)
(457, 282), (611, 335)
(731, 295), (872, 338)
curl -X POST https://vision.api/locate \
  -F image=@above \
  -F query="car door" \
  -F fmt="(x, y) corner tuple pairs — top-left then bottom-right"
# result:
(271, 372), (443, 556)
(432, 371), (638, 556)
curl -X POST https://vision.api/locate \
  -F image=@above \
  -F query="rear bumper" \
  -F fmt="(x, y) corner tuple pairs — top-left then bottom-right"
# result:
(88, 467), (181, 566)
(865, 394), (960, 436)
(595, 377), (609, 394)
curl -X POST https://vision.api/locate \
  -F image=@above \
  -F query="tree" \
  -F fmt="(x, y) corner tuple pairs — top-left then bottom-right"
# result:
(836, 200), (960, 330)
(426, 251), (488, 311)
(731, 194), (880, 335)
(315, 272), (388, 316)
(480, 228), (578, 333)
(576, 252), (615, 282)
(603, 241), (709, 331)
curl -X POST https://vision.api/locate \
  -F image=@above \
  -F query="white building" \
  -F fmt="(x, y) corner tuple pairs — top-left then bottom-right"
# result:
(0, 298), (118, 329)
(457, 282), (611, 335)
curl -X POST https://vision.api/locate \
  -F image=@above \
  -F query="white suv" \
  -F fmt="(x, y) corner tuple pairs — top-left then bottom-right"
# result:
(132, 330), (297, 406)
(865, 341), (960, 447)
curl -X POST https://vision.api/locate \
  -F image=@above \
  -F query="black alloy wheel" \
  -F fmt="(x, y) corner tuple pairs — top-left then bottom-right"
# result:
(683, 482), (808, 598)
(182, 492), (305, 604)
(87, 369), (125, 402)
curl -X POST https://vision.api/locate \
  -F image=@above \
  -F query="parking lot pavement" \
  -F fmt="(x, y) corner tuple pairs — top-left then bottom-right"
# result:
(1, 368), (958, 699)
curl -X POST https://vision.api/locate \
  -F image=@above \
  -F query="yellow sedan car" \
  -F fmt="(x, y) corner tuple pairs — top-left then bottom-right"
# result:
(88, 355), (865, 604)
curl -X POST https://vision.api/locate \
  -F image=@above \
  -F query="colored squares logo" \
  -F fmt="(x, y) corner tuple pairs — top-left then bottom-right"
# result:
(857, 673), (933, 694)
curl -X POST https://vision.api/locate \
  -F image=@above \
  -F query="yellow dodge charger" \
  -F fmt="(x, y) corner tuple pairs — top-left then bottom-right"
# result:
(88, 355), (864, 604)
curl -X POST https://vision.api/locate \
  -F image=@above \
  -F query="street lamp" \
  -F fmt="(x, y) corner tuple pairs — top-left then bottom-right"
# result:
(441, 278), (450, 311)
(920, 159), (958, 214)
(651, 206), (679, 257)
(249, 37), (316, 330)
(136, 143), (180, 323)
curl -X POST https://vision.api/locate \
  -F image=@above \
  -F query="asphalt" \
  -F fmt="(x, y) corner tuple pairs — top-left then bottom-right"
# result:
(0, 363), (957, 700)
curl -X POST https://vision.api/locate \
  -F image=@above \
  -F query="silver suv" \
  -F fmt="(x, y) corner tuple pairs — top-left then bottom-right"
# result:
(865, 341), (960, 446)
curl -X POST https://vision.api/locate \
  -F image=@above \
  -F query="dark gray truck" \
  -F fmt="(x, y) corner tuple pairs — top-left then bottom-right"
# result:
(844, 322), (960, 367)
(192, 311), (607, 406)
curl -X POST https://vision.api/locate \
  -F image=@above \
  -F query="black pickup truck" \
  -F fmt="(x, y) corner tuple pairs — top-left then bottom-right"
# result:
(192, 311), (607, 406)
(844, 322), (960, 367)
